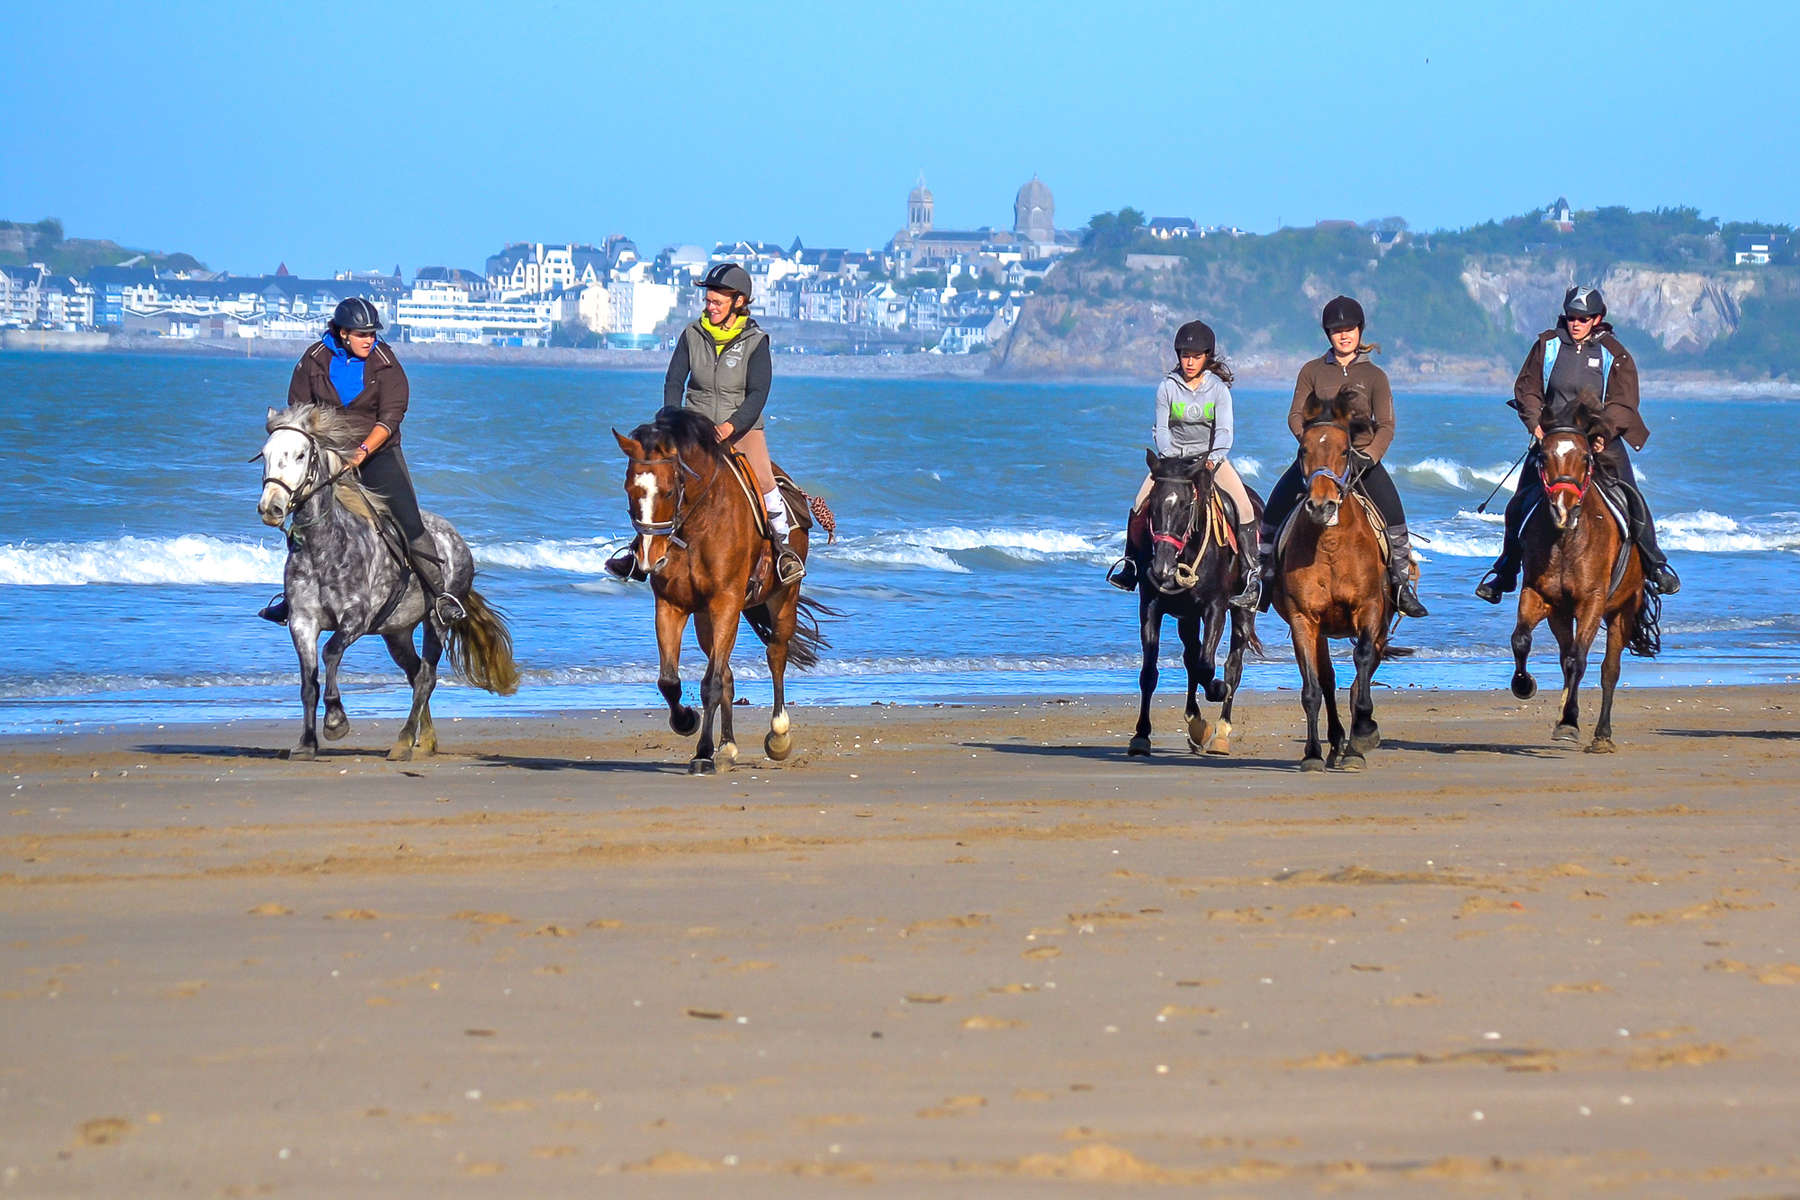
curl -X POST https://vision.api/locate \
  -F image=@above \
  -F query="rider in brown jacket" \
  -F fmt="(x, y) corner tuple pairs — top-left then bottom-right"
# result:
(1475, 286), (1679, 601)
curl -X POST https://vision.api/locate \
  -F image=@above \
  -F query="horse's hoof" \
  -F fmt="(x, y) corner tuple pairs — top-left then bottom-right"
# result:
(285, 744), (316, 762)
(1350, 729), (1380, 754)
(1300, 756), (1326, 773)
(387, 743), (414, 762)
(1512, 675), (1538, 700)
(323, 712), (350, 741)
(670, 707), (700, 736)
(764, 730), (793, 761)
(1205, 719), (1233, 756)
(1127, 736), (1152, 757)
(1586, 737), (1617, 755)
(1552, 724), (1580, 744)
(688, 757), (717, 776)
(1186, 715), (1211, 751)
(1204, 680), (1228, 703)
(1333, 752), (1367, 772)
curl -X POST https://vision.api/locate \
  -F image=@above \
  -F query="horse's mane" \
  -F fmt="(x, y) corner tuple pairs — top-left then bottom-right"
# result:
(630, 407), (728, 463)
(1150, 453), (1211, 482)
(1300, 386), (1373, 443)
(1543, 389), (1605, 440)
(265, 405), (390, 526)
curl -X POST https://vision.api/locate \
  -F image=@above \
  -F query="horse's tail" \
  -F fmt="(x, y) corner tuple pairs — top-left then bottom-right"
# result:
(1628, 584), (1663, 658)
(446, 587), (521, 695)
(745, 592), (841, 672)
(1240, 611), (1265, 659)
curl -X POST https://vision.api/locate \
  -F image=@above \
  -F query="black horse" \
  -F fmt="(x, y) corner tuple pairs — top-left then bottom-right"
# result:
(1127, 452), (1263, 757)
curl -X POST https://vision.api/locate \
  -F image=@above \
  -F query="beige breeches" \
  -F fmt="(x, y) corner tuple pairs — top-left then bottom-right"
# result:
(1133, 459), (1254, 520)
(733, 429), (777, 494)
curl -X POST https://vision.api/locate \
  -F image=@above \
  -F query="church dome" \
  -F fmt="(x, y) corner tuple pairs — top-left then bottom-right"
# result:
(1014, 175), (1054, 240)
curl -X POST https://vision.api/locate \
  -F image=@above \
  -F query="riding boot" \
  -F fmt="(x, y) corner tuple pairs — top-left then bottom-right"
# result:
(257, 595), (289, 624)
(407, 530), (467, 626)
(1385, 524), (1429, 618)
(764, 488), (806, 586)
(604, 545), (647, 582)
(1622, 483), (1681, 595)
(1229, 520), (1261, 609)
(1107, 507), (1149, 591)
(1474, 491), (1526, 604)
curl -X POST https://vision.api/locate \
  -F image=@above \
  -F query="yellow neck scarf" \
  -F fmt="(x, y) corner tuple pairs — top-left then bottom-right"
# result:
(700, 314), (745, 353)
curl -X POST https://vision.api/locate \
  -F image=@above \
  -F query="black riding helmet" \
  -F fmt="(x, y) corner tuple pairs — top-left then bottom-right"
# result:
(696, 262), (753, 301)
(1321, 295), (1364, 333)
(1174, 320), (1215, 356)
(330, 297), (383, 333)
(1562, 285), (1606, 319)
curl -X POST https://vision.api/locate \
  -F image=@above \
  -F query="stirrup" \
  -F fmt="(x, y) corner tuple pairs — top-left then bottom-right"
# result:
(1394, 581), (1429, 618)
(1474, 566), (1513, 605)
(433, 594), (467, 625)
(1648, 562), (1681, 595)
(1106, 557), (1138, 591)
(257, 594), (289, 625)
(774, 546), (806, 586)
(1229, 575), (1261, 609)
(604, 547), (646, 582)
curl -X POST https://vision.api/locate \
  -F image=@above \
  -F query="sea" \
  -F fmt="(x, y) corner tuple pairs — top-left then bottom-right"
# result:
(2, 351), (1797, 735)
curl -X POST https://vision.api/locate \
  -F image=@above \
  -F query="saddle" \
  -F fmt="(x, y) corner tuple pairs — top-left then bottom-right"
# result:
(724, 449), (835, 605)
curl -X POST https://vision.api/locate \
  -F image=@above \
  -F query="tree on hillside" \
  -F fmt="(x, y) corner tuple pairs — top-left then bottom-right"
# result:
(1081, 208), (1146, 256)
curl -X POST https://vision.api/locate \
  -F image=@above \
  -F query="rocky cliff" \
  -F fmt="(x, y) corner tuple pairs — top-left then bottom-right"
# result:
(1459, 258), (1756, 351)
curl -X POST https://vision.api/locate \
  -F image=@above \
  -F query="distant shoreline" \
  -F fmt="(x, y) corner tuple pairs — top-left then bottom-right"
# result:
(6, 329), (1798, 398)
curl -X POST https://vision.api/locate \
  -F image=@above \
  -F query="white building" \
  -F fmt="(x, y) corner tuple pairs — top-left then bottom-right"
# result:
(394, 279), (552, 346)
(484, 242), (610, 298)
(0, 264), (45, 327)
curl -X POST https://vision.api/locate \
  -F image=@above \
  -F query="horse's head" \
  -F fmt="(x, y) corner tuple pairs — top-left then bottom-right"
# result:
(1539, 390), (1603, 531)
(1297, 388), (1365, 527)
(1142, 449), (1211, 593)
(614, 426), (684, 575)
(256, 408), (320, 526)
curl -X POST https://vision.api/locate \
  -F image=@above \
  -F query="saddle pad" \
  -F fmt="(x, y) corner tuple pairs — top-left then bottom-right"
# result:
(1274, 488), (1388, 565)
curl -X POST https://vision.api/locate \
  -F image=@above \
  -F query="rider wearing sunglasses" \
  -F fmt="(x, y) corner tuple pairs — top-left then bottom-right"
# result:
(1476, 285), (1680, 602)
(258, 297), (466, 627)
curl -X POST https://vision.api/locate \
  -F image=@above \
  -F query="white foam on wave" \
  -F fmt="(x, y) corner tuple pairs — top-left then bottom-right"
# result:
(1399, 457), (1524, 491)
(0, 535), (286, 586)
(826, 525), (1113, 573)
(476, 538), (624, 574)
(1660, 510), (1800, 553)
(1232, 455), (1264, 479)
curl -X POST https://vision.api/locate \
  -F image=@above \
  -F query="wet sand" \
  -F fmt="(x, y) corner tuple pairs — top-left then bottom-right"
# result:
(2, 685), (1797, 1196)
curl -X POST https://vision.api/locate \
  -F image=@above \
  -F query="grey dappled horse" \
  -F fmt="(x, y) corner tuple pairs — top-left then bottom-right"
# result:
(256, 406), (519, 761)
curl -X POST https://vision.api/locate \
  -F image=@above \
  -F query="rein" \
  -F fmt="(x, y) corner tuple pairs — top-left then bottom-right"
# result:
(1148, 478), (1210, 590)
(259, 430), (355, 542)
(627, 451), (716, 551)
(1539, 444), (1594, 503)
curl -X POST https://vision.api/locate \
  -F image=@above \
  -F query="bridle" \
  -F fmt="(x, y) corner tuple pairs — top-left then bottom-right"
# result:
(1538, 433), (1594, 504)
(625, 451), (717, 553)
(1148, 473), (1208, 591)
(1301, 418), (1355, 496)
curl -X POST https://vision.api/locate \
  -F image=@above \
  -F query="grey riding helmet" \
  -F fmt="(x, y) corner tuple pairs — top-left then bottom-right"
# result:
(1562, 285), (1606, 318)
(331, 297), (384, 332)
(697, 262), (753, 301)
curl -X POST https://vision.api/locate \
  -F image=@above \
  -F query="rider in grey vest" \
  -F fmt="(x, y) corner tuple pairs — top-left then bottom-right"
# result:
(1475, 286), (1680, 602)
(606, 263), (804, 585)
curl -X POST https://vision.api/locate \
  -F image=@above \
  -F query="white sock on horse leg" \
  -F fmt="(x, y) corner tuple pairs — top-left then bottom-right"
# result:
(763, 487), (791, 537)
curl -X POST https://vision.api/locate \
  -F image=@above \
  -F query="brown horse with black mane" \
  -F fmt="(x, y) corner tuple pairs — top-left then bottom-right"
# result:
(1269, 388), (1403, 772)
(1506, 399), (1650, 753)
(613, 408), (834, 775)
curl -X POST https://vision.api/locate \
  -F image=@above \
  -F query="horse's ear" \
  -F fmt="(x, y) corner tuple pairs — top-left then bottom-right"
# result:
(1299, 392), (1327, 426)
(613, 429), (643, 460)
(1187, 456), (1212, 481)
(1145, 447), (1158, 472)
(1333, 386), (1358, 422)
(265, 407), (282, 434)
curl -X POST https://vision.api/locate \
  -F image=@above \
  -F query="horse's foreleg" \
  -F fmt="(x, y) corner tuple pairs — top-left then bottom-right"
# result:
(1511, 590), (1549, 700)
(1211, 606), (1249, 755)
(655, 598), (698, 737)
(690, 601), (741, 774)
(1131, 596), (1161, 756)
(287, 621), (322, 761)
(1179, 612), (1212, 753)
(1587, 607), (1630, 755)
(764, 596), (798, 762)
(321, 630), (353, 743)
(1290, 617), (1326, 772)
(417, 622), (442, 756)
(1198, 599), (1228, 704)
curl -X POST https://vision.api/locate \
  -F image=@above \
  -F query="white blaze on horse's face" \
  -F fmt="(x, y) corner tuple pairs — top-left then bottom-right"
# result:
(631, 470), (661, 568)
(258, 427), (314, 526)
(1541, 432), (1588, 531)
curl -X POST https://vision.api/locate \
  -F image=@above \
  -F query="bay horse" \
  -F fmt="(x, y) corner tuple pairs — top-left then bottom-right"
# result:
(1506, 402), (1648, 753)
(1270, 388), (1399, 772)
(1127, 451), (1262, 757)
(256, 406), (519, 762)
(613, 408), (832, 775)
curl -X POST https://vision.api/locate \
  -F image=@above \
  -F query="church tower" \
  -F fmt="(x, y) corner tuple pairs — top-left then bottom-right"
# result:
(1014, 175), (1055, 245)
(907, 173), (935, 237)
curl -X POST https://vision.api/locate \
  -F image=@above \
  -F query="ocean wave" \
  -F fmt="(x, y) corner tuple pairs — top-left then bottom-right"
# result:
(1398, 457), (1524, 491)
(476, 538), (625, 574)
(826, 525), (1115, 573)
(1233, 455), (1264, 479)
(1660, 510), (1800, 554)
(0, 535), (286, 586)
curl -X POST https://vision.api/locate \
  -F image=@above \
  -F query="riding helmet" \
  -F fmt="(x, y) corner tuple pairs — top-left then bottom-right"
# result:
(1321, 295), (1364, 333)
(1562, 285), (1607, 319)
(1174, 320), (1215, 356)
(330, 297), (384, 332)
(696, 262), (754, 300)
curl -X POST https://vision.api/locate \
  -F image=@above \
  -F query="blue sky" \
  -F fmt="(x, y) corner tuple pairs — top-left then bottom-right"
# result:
(4, 0), (1795, 276)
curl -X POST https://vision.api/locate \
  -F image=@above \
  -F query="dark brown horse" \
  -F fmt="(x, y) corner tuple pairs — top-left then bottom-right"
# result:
(1270, 389), (1398, 772)
(1506, 405), (1646, 753)
(613, 408), (831, 775)
(1127, 452), (1262, 757)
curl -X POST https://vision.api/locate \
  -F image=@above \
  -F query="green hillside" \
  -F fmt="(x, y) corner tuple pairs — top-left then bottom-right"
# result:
(0, 218), (206, 276)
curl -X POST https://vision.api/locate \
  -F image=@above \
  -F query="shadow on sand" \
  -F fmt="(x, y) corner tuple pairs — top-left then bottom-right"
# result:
(1650, 727), (1800, 742)
(965, 740), (1296, 772)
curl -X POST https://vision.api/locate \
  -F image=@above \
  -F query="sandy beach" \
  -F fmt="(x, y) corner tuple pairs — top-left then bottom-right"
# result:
(3, 685), (1797, 1196)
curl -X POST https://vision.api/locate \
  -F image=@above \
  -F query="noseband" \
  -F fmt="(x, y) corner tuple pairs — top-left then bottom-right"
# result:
(626, 454), (707, 550)
(1149, 479), (1205, 589)
(1300, 419), (1354, 495)
(1539, 440), (1594, 504)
